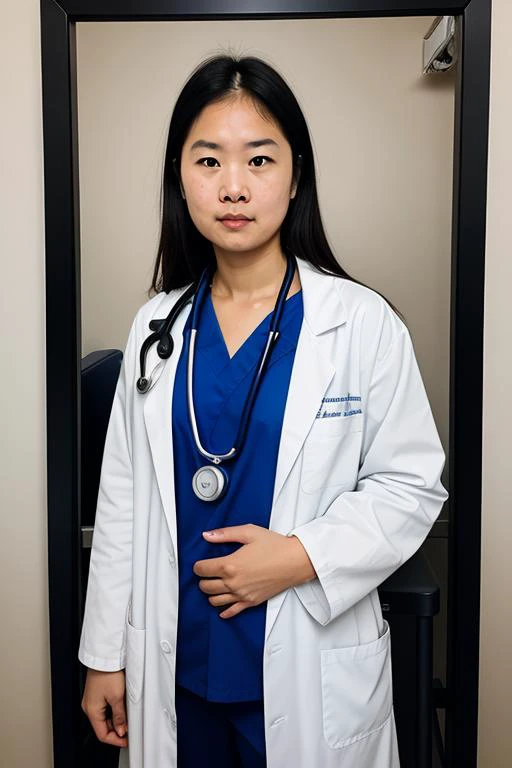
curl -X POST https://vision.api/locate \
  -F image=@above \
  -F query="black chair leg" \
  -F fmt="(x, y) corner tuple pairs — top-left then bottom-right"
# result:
(433, 701), (446, 768)
(416, 616), (433, 768)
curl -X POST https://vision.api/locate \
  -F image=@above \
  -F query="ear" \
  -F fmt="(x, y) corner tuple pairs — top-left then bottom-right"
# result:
(290, 154), (302, 199)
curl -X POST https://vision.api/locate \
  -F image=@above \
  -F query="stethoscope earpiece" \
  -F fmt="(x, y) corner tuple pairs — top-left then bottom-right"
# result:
(156, 336), (174, 358)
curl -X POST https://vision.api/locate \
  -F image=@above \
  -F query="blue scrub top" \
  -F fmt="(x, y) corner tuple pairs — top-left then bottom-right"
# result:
(172, 286), (304, 702)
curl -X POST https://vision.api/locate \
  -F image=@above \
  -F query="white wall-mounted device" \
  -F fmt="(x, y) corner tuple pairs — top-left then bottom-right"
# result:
(423, 16), (457, 74)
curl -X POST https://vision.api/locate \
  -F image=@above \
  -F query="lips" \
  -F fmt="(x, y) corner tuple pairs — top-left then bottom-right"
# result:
(219, 215), (252, 221)
(220, 218), (252, 229)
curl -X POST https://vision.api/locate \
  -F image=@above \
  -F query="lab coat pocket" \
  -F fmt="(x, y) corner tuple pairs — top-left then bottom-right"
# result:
(125, 620), (146, 704)
(301, 414), (363, 493)
(320, 620), (393, 749)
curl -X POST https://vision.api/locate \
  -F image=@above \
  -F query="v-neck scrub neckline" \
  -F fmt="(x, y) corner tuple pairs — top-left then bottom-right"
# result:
(171, 285), (304, 702)
(207, 289), (303, 365)
(196, 289), (302, 378)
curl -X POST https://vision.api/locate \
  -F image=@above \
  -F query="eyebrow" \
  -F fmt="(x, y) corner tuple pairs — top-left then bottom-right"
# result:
(190, 138), (279, 152)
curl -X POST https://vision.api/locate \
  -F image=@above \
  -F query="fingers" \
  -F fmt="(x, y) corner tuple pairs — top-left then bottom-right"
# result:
(219, 601), (251, 619)
(194, 557), (237, 579)
(87, 705), (128, 748)
(208, 593), (236, 606)
(199, 578), (227, 595)
(81, 669), (129, 748)
(202, 523), (258, 545)
(111, 695), (129, 738)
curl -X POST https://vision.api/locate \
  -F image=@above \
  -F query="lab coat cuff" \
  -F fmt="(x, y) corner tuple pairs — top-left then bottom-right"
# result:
(78, 647), (126, 672)
(287, 527), (343, 626)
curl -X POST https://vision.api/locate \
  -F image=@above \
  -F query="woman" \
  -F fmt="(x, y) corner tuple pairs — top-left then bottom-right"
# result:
(79, 53), (448, 768)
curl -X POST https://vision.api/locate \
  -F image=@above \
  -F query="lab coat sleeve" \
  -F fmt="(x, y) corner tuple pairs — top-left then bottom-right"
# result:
(78, 317), (137, 671)
(287, 325), (448, 627)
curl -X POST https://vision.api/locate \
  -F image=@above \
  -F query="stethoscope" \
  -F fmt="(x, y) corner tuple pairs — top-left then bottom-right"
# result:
(136, 251), (297, 502)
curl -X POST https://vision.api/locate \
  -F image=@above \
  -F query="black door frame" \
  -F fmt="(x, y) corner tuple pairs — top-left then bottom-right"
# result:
(40, 1), (491, 765)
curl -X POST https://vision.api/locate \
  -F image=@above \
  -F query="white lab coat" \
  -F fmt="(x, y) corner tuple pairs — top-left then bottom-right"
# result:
(78, 256), (448, 768)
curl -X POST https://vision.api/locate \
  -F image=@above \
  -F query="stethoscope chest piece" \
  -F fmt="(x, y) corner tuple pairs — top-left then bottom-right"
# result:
(136, 377), (150, 394)
(192, 465), (228, 502)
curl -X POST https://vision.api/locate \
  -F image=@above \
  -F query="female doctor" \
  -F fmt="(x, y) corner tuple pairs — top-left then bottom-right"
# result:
(79, 53), (448, 768)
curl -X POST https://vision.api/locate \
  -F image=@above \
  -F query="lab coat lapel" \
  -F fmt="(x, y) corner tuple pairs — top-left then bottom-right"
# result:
(142, 287), (192, 555)
(266, 259), (347, 640)
(270, 325), (334, 510)
(270, 258), (347, 512)
(265, 328), (335, 642)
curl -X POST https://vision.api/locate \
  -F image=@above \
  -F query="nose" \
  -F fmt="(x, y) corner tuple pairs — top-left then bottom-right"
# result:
(222, 190), (247, 203)
(219, 165), (250, 203)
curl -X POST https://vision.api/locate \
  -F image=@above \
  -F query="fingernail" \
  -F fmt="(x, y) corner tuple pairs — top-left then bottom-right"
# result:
(203, 530), (215, 537)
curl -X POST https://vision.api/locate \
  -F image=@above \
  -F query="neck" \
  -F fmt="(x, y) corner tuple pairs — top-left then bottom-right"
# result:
(211, 250), (289, 301)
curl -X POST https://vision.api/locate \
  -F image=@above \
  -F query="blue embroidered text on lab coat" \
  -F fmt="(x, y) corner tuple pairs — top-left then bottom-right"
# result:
(318, 408), (363, 418)
(315, 393), (363, 419)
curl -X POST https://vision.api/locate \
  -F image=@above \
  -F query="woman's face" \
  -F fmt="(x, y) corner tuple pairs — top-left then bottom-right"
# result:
(179, 94), (298, 261)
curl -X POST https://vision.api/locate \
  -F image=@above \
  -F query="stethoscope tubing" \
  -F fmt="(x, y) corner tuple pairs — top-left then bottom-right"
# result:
(136, 252), (297, 464)
(185, 253), (296, 463)
(136, 282), (196, 393)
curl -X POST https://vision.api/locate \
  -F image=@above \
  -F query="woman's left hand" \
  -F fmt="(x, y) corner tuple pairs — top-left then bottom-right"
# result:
(193, 524), (316, 619)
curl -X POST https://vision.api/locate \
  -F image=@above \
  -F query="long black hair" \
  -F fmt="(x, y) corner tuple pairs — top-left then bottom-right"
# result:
(150, 52), (402, 319)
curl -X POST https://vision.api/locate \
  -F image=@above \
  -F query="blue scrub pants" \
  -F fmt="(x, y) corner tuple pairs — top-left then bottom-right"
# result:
(175, 684), (267, 767)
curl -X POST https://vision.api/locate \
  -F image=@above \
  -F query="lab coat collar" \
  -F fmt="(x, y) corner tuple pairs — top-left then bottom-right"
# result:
(295, 256), (347, 335)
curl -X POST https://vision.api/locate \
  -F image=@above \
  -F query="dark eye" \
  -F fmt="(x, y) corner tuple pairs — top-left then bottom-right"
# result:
(198, 157), (219, 168)
(250, 156), (272, 167)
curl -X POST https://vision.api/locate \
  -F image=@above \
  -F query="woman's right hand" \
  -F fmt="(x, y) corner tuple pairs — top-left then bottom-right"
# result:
(81, 668), (129, 748)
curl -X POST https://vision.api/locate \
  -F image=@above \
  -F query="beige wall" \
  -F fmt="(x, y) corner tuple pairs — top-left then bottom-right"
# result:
(1, 2), (509, 766)
(77, 17), (453, 474)
(478, 0), (512, 764)
(0, 1), (53, 767)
